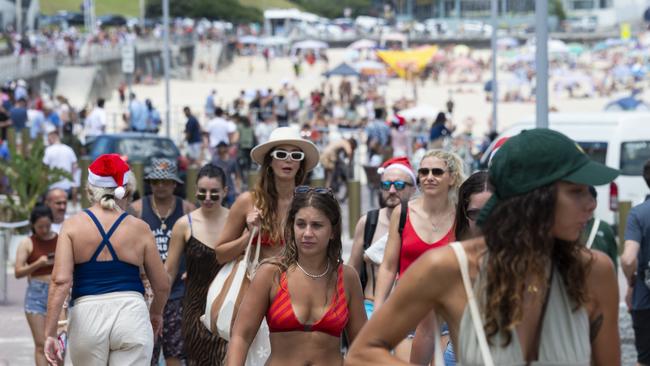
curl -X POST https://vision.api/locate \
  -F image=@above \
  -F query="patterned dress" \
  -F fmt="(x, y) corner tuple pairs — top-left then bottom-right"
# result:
(182, 234), (228, 365)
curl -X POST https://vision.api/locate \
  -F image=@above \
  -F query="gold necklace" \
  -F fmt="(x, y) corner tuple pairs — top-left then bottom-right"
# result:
(151, 197), (174, 231)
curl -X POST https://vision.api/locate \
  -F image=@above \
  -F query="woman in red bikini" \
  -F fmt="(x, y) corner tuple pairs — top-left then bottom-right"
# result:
(373, 149), (465, 363)
(215, 127), (320, 262)
(225, 186), (366, 365)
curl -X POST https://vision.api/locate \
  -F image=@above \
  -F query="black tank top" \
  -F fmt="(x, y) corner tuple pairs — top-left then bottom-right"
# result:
(141, 195), (186, 299)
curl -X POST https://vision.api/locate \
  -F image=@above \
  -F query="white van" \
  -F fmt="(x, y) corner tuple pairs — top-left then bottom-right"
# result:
(481, 112), (650, 226)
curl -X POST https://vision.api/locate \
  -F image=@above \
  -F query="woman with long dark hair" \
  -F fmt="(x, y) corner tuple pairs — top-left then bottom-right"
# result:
(226, 186), (366, 365)
(165, 164), (230, 365)
(347, 129), (621, 365)
(15, 205), (57, 366)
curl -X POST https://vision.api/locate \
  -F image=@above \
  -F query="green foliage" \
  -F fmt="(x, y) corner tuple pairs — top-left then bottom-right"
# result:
(291, 0), (370, 18)
(0, 137), (72, 222)
(146, 0), (263, 23)
(549, 0), (567, 22)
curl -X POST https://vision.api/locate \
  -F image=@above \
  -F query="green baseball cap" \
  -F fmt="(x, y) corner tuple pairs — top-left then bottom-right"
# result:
(477, 128), (619, 225)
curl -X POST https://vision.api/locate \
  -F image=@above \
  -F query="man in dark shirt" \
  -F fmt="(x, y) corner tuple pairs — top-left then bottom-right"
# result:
(9, 97), (28, 131)
(183, 106), (202, 165)
(623, 159), (650, 366)
(211, 141), (241, 207)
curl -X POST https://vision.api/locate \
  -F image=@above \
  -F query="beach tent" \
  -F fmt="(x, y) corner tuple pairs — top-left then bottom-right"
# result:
(348, 39), (377, 50)
(323, 63), (360, 77)
(292, 40), (328, 51)
(379, 33), (408, 49)
(238, 35), (259, 44)
(398, 105), (439, 120)
(376, 46), (438, 78)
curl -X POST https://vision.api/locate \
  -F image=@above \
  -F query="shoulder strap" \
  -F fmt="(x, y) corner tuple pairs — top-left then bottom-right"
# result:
(363, 209), (380, 250)
(586, 218), (600, 249)
(187, 213), (194, 237)
(360, 209), (380, 291)
(450, 242), (495, 366)
(84, 210), (128, 262)
(396, 201), (408, 276)
(398, 201), (408, 237)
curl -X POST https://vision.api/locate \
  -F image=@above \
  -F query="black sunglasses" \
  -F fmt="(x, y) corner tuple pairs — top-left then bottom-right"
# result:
(380, 180), (412, 191)
(466, 208), (481, 221)
(196, 192), (221, 201)
(418, 168), (446, 177)
(294, 185), (334, 196)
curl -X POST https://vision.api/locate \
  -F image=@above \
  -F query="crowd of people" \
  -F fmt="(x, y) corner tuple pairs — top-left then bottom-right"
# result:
(11, 110), (645, 366)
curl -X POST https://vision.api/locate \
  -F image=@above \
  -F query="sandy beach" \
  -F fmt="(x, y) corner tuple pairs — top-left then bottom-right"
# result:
(105, 47), (641, 146)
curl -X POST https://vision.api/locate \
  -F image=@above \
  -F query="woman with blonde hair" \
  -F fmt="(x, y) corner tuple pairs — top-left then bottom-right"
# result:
(226, 186), (366, 365)
(373, 149), (465, 363)
(44, 154), (170, 365)
(347, 129), (621, 365)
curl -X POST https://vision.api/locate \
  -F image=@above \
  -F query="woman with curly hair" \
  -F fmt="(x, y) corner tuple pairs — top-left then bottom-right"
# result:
(346, 129), (621, 365)
(215, 127), (320, 263)
(225, 186), (366, 365)
(373, 149), (464, 363)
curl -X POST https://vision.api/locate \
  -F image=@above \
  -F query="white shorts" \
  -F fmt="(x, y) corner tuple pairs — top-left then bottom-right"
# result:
(68, 291), (153, 366)
(186, 142), (202, 160)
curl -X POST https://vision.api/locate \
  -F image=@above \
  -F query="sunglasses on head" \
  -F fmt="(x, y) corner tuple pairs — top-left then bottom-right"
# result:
(380, 180), (412, 191)
(418, 167), (446, 177)
(466, 208), (481, 221)
(196, 192), (221, 201)
(271, 150), (305, 162)
(294, 185), (334, 196)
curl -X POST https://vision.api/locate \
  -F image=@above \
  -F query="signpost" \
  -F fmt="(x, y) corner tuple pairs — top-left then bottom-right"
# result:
(122, 44), (136, 95)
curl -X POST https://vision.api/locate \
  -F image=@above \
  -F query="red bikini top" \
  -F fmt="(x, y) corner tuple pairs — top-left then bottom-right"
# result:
(266, 264), (349, 337)
(253, 233), (284, 247)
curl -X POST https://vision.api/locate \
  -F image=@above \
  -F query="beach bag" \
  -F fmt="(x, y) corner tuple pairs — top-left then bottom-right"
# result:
(201, 227), (270, 364)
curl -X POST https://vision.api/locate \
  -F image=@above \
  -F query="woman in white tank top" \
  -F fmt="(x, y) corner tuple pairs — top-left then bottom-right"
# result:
(346, 129), (622, 366)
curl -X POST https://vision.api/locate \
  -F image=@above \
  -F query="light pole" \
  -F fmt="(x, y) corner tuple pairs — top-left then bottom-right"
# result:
(535, 0), (549, 128)
(162, 0), (171, 137)
(490, 0), (498, 132)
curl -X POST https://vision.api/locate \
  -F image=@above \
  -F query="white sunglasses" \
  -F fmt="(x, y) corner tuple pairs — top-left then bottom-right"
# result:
(271, 150), (305, 161)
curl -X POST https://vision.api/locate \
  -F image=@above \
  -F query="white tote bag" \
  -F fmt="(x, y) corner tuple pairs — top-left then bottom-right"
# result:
(200, 227), (270, 365)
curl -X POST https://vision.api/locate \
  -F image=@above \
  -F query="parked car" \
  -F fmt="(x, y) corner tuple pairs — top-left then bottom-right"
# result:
(97, 14), (128, 28)
(85, 133), (187, 198)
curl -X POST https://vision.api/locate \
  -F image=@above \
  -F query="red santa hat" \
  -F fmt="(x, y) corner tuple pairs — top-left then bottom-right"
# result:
(87, 154), (132, 199)
(377, 156), (416, 184)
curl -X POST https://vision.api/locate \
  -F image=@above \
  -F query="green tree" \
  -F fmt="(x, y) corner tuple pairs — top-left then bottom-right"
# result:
(146, 0), (262, 23)
(549, 0), (567, 22)
(292, 0), (370, 18)
(0, 137), (71, 222)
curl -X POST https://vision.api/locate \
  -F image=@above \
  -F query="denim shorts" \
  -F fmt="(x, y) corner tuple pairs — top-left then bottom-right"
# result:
(24, 279), (49, 315)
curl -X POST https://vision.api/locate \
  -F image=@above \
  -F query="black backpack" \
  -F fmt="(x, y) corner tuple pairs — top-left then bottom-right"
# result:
(359, 201), (408, 292)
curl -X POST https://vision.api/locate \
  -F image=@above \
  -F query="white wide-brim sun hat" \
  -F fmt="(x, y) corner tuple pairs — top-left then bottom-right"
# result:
(250, 127), (320, 172)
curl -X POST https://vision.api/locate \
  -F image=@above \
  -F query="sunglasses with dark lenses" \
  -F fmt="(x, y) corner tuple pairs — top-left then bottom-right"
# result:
(196, 192), (221, 201)
(466, 209), (481, 221)
(418, 168), (446, 177)
(294, 185), (334, 196)
(380, 180), (412, 191)
(271, 150), (305, 162)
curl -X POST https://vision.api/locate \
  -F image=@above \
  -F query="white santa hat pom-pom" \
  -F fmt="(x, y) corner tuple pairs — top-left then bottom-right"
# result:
(114, 186), (126, 200)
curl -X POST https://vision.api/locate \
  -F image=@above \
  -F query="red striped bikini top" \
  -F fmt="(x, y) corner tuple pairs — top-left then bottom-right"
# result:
(266, 264), (348, 337)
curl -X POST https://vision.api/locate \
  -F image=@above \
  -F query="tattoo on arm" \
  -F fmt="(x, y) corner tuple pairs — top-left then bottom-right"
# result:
(590, 313), (604, 342)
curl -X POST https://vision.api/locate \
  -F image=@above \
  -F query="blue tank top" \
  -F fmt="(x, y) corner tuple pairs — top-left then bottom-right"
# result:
(141, 196), (186, 300)
(71, 210), (144, 302)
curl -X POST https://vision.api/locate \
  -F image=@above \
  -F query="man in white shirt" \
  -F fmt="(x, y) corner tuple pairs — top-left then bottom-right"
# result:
(43, 128), (78, 204)
(206, 107), (237, 151)
(84, 98), (107, 140)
